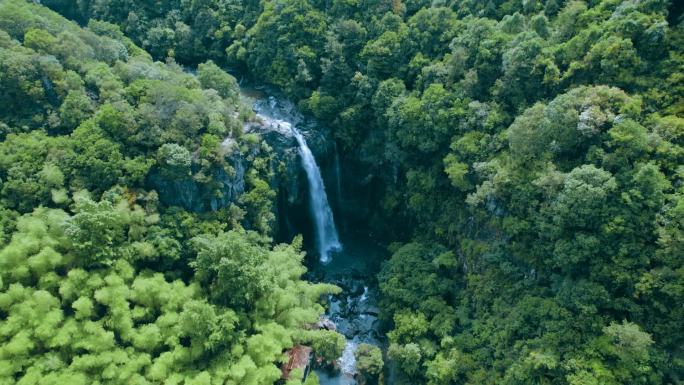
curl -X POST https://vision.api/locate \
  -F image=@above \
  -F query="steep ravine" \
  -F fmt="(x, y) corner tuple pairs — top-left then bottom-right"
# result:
(243, 89), (388, 384)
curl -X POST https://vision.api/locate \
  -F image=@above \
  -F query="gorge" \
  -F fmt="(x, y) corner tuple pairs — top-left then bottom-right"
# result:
(251, 96), (342, 264)
(245, 91), (385, 384)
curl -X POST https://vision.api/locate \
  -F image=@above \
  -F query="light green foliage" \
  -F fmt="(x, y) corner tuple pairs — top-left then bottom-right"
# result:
(355, 343), (384, 382)
(300, 329), (346, 362)
(157, 143), (192, 178)
(191, 230), (272, 308)
(388, 342), (422, 376)
(198, 60), (239, 101)
(443, 154), (470, 190)
(65, 192), (130, 267)
(240, 175), (277, 234)
(602, 321), (654, 365)
(0, 132), (71, 212)
(0, 199), (338, 384)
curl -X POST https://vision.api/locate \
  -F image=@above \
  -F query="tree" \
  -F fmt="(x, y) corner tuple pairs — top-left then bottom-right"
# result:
(361, 29), (407, 78)
(303, 329), (346, 362)
(65, 193), (131, 267)
(355, 344), (383, 384)
(157, 143), (192, 178)
(59, 90), (94, 131)
(386, 83), (463, 154)
(387, 342), (422, 376)
(69, 121), (125, 192)
(4, 0), (684, 384)
(191, 230), (271, 309)
(198, 60), (239, 101)
(379, 243), (455, 320)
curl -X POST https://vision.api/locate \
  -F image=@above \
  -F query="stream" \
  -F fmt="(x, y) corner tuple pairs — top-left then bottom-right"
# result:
(309, 234), (385, 385)
(244, 90), (386, 384)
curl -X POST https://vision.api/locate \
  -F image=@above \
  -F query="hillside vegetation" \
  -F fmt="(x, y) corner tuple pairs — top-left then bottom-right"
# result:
(0, 2), (341, 384)
(3, 0), (684, 384)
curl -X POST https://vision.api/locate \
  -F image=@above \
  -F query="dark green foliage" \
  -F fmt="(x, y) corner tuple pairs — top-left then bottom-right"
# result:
(173, 0), (680, 382)
(4, 0), (684, 383)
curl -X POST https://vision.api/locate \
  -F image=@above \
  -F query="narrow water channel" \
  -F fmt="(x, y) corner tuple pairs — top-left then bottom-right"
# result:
(308, 233), (385, 385)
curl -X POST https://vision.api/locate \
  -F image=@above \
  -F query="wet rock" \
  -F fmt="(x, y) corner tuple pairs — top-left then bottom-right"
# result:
(325, 276), (382, 343)
(328, 297), (342, 317)
(245, 96), (338, 212)
(349, 281), (366, 297)
(351, 315), (378, 338)
(336, 319), (356, 338)
(298, 122), (334, 161)
(358, 304), (380, 317)
(318, 316), (337, 331)
(245, 119), (296, 147)
(331, 275), (367, 297)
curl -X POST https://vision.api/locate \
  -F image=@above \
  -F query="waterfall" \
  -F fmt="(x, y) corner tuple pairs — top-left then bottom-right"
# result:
(248, 94), (380, 385)
(291, 127), (342, 263)
(252, 95), (341, 263)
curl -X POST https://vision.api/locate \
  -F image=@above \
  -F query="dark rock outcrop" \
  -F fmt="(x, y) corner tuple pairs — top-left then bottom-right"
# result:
(148, 150), (247, 212)
(244, 119), (303, 207)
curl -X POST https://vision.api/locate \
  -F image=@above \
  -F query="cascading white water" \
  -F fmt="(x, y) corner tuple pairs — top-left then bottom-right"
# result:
(290, 126), (342, 263)
(252, 97), (342, 264)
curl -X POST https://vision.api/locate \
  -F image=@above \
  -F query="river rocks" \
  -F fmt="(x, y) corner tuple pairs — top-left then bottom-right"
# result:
(330, 275), (367, 296)
(358, 303), (380, 317)
(325, 274), (381, 341)
(318, 316), (337, 331)
(320, 276), (381, 385)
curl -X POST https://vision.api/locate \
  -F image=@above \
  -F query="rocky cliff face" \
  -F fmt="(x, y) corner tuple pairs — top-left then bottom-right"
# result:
(147, 150), (247, 213)
(243, 115), (338, 243)
(145, 112), (334, 219)
(246, 111), (381, 242)
(146, 93), (348, 246)
(244, 119), (303, 207)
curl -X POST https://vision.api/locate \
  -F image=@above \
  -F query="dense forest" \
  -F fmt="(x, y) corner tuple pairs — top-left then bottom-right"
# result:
(1, 0), (683, 384)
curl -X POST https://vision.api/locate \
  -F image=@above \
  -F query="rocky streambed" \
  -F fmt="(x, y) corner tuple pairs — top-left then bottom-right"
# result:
(307, 233), (386, 385)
